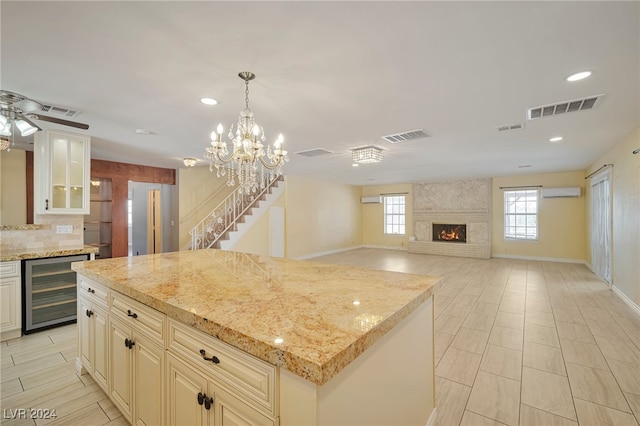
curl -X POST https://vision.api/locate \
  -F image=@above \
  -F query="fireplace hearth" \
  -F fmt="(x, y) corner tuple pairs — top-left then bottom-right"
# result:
(433, 224), (466, 243)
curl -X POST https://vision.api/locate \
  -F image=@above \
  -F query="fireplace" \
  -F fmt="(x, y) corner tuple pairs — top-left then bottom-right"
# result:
(433, 223), (466, 243)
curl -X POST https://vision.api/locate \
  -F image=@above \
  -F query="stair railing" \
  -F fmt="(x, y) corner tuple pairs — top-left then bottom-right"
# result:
(190, 174), (282, 250)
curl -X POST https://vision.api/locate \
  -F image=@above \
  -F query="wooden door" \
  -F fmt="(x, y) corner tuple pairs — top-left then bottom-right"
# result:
(147, 189), (162, 254)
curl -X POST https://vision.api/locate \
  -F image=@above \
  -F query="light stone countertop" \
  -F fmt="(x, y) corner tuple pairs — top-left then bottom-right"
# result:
(0, 245), (98, 261)
(72, 249), (441, 385)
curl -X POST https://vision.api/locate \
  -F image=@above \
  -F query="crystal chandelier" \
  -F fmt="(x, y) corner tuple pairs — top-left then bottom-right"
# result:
(205, 72), (288, 194)
(352, 145), (383, 164)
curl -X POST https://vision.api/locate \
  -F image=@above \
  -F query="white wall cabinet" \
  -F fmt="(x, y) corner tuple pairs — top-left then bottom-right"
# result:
(0, 261), (21, 341)
(34, 130), (91, 214)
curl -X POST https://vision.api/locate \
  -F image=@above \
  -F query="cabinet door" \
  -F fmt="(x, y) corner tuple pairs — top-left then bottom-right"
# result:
(109, 318), (133, 423)
(34, 130), (91, 214)
(93, 305), (109, 392)
(78, 298), (92, 371)
(0, 276), (20, 331)
(166, 353), (208, 426)
(134, 333), (164, 426)
(214, 386), (275, 426)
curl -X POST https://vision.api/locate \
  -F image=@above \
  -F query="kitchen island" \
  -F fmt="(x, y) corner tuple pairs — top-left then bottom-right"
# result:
(73, 249), (440, 425)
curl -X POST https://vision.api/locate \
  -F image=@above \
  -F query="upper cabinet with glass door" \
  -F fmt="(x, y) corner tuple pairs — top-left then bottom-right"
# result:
(34, 130), (91, 214)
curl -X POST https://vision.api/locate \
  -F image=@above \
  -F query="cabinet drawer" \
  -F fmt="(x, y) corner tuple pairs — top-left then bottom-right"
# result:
(168, 319), (277, 417)
(0, 261), (20, 278)
(111, 292), (165, 342)
(78, 276), (109, 307)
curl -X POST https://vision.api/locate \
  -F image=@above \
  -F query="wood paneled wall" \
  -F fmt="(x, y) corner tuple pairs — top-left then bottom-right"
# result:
(90, 160), (175, 258)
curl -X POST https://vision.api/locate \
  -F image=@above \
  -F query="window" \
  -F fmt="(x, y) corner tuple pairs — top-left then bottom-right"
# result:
(384, 195), (406, 235)
(504, 189), (538, 240)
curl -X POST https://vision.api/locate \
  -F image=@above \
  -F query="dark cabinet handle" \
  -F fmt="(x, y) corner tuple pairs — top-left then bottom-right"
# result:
(45, 199), (49, 211)
(197, 392), (214, 409)
(86, 310), (93, 318)
(87, 288), (95, 294)
(199, 349), (220, 364)
(204, 395), (214, 410)
(124, 338), (135, 349)
(127, 310), (138, 319)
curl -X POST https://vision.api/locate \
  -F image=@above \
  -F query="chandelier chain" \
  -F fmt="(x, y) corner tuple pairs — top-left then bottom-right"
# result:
(245, 80), (250, 110)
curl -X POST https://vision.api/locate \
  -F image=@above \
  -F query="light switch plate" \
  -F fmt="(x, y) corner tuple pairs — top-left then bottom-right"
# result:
(56, 225), (73, 234)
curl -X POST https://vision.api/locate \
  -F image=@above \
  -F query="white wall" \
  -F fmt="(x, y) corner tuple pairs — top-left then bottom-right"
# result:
(0, 149), (27, 225)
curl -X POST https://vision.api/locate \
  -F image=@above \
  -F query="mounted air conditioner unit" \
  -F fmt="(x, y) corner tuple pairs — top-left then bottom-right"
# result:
(541, 187), (581, 198)
(361, 196), (382, 204)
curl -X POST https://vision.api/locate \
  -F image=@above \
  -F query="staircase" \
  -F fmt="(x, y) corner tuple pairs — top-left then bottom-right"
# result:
(189, 175), (284, 250)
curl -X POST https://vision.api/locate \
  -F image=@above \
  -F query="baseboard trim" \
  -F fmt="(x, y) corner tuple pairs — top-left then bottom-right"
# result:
(492, 253), (587, 265)
(362, 244), (408, 251)
(294, 245), (363, 260)
(426, 407), (437, 426)
(612, 285), (640, 316)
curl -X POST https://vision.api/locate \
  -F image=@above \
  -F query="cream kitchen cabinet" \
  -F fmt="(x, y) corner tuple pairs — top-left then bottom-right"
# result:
(166, 318), (277, 425)
(108, 293), (165, 426)
(77, 277), (109, 393)
(167, 353), (275, 426)
(0, 261), (21, 341)
(34, 130), (91, 214)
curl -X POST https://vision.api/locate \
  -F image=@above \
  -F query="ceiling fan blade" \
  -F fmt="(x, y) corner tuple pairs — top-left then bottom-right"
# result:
(28, 114), (89, 130)
(20, 116), (42, 131)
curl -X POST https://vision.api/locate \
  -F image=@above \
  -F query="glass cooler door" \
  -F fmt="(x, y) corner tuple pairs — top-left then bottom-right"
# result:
(23, 254), (89, 333)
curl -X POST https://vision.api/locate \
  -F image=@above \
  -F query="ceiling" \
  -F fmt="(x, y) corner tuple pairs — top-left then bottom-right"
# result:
(1, 1), (638, 186)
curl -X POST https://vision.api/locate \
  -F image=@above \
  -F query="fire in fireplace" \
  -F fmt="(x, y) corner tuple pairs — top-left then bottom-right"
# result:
(433, 223), (467, 243)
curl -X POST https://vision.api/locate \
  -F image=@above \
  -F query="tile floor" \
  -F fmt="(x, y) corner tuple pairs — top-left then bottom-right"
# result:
(314, 248), (640, 426)
(1, 248), (639, 425)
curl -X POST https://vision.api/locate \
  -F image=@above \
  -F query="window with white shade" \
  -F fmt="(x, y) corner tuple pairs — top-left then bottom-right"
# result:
(384, 195), (406, 235)
(504, 189), (538, 240)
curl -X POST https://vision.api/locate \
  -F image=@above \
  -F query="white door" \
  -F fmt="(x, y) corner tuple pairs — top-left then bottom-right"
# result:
(269, 207), (285, 258)
(590, 170), (611, 284)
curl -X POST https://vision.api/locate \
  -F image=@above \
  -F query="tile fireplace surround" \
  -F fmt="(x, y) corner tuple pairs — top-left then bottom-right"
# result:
(408, 178), (492, 259)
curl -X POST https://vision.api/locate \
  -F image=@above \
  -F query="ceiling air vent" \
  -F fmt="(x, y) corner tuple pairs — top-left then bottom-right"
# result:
(497, 123), (524, 132)
(382, 129), (429, 144)
(527, 94), (605, 120)
(38, 103), (82, 118)
(295, 148), (333, 157)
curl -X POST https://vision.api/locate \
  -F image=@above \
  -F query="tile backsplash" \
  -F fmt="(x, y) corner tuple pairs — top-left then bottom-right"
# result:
(0, 214), (84, 252)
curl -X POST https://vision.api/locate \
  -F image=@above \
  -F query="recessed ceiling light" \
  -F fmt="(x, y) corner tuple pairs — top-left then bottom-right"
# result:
(549, 136), (564, 142)
(135, 129), (154, 135)
(352, 163), (359, 167)
(200, 97), (218, 106)
(566, 71), (592, 82)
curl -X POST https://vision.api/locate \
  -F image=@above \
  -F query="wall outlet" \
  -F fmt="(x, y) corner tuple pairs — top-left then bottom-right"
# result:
(56, 225), (73, 234)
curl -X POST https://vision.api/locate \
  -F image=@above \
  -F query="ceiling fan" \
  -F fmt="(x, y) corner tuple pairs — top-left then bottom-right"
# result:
(0, 90), (89, 138)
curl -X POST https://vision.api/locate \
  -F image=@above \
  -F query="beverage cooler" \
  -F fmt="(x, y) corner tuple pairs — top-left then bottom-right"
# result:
(23, 254), (90, 333)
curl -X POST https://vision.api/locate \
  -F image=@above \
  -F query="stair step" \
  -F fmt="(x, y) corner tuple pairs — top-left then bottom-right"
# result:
(192, 176), (284, 250)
